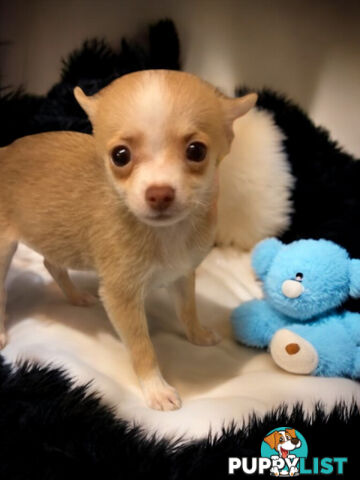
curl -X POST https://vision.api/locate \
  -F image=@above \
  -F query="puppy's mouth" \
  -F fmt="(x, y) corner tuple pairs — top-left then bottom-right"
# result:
(146, 212), (174, 222)
(141, 210), (187, 227)
(279, 447), (289, 459)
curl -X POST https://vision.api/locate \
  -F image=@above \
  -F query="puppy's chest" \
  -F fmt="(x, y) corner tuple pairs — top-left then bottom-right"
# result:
(149, 229), (211, 288)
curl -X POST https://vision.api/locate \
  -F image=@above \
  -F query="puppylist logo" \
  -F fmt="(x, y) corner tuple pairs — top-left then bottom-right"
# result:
(261, 427), (306, 476)
(228, 427), (348, 476)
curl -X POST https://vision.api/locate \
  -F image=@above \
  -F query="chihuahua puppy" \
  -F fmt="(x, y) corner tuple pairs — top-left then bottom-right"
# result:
(0, 70), (256, 410)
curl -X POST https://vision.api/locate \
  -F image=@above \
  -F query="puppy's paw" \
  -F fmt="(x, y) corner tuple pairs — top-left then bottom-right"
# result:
(189, 326), (222, 346)
(69, 291), (98, 307)
(142, 376), (182, 411)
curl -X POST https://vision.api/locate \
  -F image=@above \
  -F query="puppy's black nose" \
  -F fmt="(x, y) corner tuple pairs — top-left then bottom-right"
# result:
(146, 185), (175, 211)
(291, 438), (299, 445)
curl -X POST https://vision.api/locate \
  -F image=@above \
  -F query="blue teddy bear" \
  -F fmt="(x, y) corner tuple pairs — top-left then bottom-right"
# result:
(231, 238), (360, 378)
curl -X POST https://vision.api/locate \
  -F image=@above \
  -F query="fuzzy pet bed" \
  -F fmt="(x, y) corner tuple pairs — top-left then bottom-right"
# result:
(4, 244), (359, 440)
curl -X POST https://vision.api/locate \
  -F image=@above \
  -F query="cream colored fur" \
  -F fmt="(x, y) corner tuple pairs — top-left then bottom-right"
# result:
(217, 108), (294, 251)
(0, 70), (257, 411)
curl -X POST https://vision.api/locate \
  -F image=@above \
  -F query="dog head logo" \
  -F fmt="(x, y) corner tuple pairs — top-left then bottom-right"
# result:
(264, 428), (302, 459)
(261, 427), (308, 477)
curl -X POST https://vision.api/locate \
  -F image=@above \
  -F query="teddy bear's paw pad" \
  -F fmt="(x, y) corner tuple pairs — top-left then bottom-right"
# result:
(270, 329), (318, 374)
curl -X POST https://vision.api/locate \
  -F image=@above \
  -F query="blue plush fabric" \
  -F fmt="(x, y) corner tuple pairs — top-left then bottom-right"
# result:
(232, 238), (360, 378)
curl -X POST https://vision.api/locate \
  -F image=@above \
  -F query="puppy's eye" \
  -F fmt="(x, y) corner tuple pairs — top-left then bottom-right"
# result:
(186, 142), (207, 162)
(295, 272), (303, 282)
(279, 438), (284, 443)
(111, 145), (131, 167)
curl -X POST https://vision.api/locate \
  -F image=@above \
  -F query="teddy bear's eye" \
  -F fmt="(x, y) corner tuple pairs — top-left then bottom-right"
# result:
(295, 272), (303, 282)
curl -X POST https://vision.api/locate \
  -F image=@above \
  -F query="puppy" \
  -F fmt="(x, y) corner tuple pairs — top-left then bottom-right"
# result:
(0, 70), (256, 410)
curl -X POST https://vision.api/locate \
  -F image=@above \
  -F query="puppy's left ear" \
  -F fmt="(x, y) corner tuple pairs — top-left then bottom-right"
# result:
(221, 93), (258, 142)
(349, 259), (360, 298)
(74, 86), (98, 121)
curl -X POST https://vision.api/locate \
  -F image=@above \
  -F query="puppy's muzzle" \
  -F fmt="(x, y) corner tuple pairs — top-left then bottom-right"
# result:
(146, 185), (175, 212)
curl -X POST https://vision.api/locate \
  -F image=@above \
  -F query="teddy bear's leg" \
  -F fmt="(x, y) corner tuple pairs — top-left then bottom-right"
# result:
(271, 320), (354, 377)
(353, 348), (360, 378)
(343, 312), (360, 377)
(231, 299), (288, 348)
(270, 329), (319, 374)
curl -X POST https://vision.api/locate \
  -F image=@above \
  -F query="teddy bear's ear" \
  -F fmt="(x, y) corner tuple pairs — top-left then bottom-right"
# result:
(349, 259), (360, 298)
(252, 238), (283, 280)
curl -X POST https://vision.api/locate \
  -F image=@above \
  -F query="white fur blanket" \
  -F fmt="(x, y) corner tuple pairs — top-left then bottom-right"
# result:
(3, 244), (360, 439)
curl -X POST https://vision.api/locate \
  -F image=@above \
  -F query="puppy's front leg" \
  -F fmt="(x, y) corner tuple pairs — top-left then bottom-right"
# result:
(100, 281), (181, 411)
(169, 272), (221, 346)
(44, 259), (97, 307)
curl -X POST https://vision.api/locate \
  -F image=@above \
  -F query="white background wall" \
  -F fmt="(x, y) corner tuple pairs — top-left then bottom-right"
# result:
(1, 0), (359, 156)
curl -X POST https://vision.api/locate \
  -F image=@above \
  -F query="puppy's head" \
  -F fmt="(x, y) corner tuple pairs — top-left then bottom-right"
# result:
(75, 70), (256, 227)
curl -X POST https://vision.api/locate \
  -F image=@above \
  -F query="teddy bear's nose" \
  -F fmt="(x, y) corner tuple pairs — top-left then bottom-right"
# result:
(282, 279), (304, 298)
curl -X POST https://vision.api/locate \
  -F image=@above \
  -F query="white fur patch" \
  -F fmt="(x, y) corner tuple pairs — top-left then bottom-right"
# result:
(122, 73), (191, 221)
(134, 73), (169, 152)
(217, 107), (294, 251)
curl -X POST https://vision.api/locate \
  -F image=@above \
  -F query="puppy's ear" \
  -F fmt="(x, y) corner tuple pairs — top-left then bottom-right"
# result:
(221, 93), (258, 142)
(349, 259), (360, 298)
(264, 431), (277, 450)
(252, 237), (283, 281)
(74, 86), (98, 120)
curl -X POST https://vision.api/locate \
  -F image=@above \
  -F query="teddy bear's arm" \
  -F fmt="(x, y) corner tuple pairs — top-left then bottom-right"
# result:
(343, 311), (360, 338)
(231, 299), (288, 348)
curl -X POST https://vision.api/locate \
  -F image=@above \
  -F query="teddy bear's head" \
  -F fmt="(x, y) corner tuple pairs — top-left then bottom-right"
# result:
(252, 238), (360, 320)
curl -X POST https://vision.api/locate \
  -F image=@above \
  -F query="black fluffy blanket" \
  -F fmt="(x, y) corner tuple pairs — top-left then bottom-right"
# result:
(1, 359), (358, 479)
